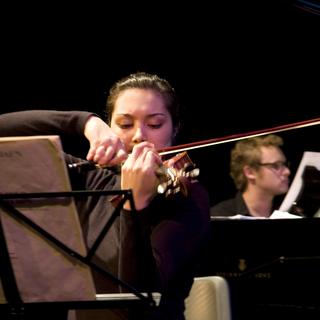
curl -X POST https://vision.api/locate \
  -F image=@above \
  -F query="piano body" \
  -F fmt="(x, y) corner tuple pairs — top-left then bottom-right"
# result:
(198, 150), (320, 319)
(198, 218), (320, 319)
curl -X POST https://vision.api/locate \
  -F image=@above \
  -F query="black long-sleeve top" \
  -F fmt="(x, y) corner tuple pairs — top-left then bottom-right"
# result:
(0, 110), (211, 320)
(210, 192), (250, 217)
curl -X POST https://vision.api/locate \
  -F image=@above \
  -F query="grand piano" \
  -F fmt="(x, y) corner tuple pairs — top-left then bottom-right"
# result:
(198, 153), (320, 320)
(197, 218), (320, 320)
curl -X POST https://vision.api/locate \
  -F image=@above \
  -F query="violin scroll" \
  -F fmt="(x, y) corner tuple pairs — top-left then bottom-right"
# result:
(156, 152), (199, 197)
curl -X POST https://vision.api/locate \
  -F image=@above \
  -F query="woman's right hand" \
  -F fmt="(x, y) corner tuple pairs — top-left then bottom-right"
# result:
(84, 115), (128, 167)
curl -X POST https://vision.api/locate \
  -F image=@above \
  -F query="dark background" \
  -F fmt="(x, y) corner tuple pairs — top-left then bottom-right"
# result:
(2, 1), (319, 205)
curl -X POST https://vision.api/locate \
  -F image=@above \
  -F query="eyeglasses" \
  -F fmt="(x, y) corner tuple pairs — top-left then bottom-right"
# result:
(256, 161), (290, 172)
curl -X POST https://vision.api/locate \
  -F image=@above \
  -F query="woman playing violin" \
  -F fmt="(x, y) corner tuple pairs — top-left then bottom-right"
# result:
(0, 72), (210, 320)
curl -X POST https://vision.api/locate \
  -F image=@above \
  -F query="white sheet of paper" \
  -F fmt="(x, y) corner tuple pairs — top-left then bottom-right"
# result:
(279, 151), (320, 212)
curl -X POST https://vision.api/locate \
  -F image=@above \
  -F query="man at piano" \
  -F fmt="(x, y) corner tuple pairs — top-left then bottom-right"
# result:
(210, 134), (291, 218)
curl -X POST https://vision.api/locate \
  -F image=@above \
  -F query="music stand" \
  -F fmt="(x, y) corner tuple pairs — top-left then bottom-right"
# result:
(0, 136), (158, 319)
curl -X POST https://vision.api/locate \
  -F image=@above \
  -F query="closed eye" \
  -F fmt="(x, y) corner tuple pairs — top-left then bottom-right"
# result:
(148, 124), (162, 129)
(118, 124), (133, 129)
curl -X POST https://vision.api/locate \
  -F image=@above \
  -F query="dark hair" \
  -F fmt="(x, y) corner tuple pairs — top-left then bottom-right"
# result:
(106, 72), (181, 139)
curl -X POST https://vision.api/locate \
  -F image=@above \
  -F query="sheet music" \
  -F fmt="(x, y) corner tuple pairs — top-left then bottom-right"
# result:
(269, 210), (302, 219)
(0, 136), (96, 302)
(211, 212), (301, 220)
(211, 215), (266, 220)
(279, 151), (320, 213)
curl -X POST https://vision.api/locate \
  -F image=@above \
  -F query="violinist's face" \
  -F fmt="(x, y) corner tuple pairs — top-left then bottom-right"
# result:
(110, 88), (174, 152)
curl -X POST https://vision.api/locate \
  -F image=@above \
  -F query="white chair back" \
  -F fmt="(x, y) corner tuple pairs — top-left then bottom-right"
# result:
(184, 276), (232, 320)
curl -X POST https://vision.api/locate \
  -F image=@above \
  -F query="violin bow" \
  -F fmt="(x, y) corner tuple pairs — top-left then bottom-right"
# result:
(159, 117), (320, 156)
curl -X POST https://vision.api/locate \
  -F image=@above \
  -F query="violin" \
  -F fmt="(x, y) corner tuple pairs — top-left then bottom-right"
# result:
(156, 151), (199, 197)
(69, 151), (200, 198)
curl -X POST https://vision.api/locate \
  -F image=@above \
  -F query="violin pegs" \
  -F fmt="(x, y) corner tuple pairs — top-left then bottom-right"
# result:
(172, 189), (180, 195)
(157, 182), (168, 194)
(166, 189), (173, 196)
(189, 168), (200, 178)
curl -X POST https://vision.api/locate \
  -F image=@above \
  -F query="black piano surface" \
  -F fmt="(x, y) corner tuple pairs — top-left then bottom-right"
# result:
(197, 217), (320, 320)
